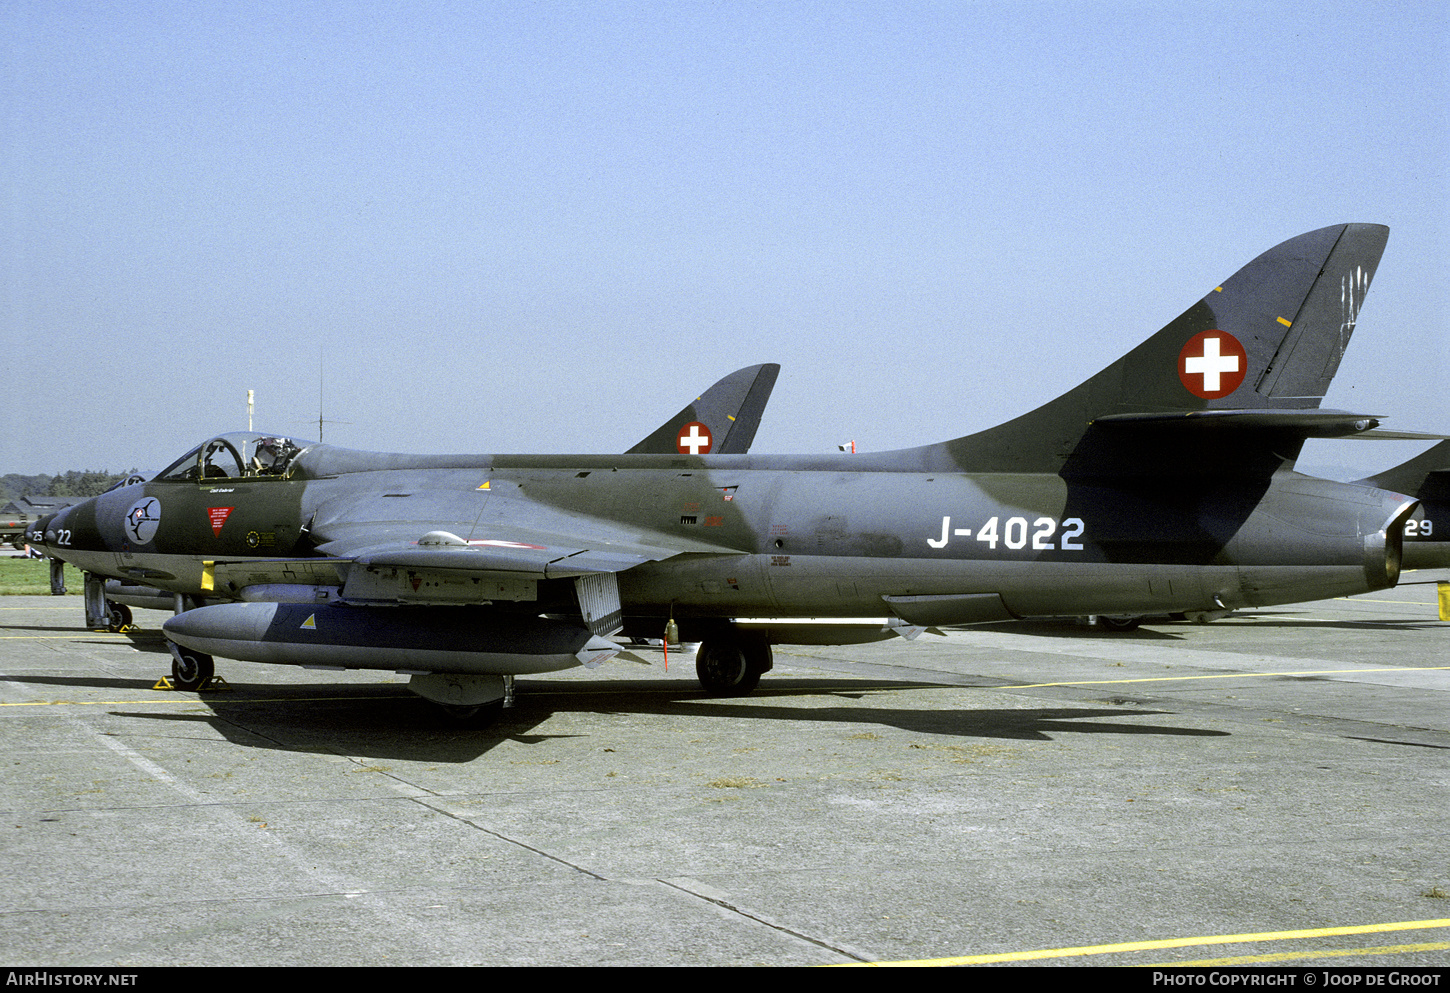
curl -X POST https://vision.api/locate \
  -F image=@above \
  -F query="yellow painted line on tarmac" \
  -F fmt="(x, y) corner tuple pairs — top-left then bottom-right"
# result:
(1002, 666), (1450, 690)
(0, 697), (216, 707)
(833, 918), (1450, 966)
(1151, 940), (1450, 966)
(0, 694), (405, 708)
(0, 633), (150, 639)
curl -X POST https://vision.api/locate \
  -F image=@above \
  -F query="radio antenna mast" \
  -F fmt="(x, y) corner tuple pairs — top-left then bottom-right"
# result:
(316, 347), (351, 441)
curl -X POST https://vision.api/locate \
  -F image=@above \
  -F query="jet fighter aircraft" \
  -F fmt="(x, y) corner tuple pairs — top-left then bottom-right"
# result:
(33, 224), (1414, 718)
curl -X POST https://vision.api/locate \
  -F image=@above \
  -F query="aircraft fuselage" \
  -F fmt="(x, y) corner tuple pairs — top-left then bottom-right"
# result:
(36, 445), (1413, 636)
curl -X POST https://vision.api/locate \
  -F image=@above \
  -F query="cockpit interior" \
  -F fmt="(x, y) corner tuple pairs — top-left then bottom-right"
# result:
(156, 433), (311, 482)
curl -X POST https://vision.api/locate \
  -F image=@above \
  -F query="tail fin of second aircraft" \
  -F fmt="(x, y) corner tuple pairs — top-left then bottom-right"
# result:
(627, 363), (780, 456)
(1362, 441), (1450, 501)
(914, 223), (1390, 476)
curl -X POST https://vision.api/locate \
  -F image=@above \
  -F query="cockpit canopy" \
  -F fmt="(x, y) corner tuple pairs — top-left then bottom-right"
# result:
(157, 433), (312, 482)
(101, 471), (153, 493)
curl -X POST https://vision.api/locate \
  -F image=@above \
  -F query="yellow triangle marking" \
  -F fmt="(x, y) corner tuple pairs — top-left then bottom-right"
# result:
(301, 614), (316, 629)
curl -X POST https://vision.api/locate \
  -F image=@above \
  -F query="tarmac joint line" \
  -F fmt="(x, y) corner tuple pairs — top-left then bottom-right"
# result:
(659, 877), (874, 963)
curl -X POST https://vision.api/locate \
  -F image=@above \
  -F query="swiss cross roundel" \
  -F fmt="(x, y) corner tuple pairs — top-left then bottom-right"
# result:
(677, 421), (712, 455)
(1177, 330), (1247, 400)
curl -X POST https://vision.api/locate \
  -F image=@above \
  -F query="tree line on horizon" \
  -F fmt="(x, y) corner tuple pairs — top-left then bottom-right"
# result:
(1, 470), (140, 505)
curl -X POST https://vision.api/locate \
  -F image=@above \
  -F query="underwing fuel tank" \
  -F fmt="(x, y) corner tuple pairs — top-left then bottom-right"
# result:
(162, 603), (622, 675)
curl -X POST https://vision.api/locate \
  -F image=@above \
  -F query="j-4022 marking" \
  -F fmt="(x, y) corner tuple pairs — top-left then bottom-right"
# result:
(927, 515), (1084, 552)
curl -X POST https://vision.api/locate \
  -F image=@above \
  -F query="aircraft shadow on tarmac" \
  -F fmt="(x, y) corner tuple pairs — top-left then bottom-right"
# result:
(13, 671), (1228, 763)
(1193, 615), (1445, 632)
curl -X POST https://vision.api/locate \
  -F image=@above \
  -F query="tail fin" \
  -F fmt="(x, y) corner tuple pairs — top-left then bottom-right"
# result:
(1362, 442), (1450, 570)
(626, 363), (780, 456)
(1362, 441), (1450, 499)
(924, 223), (1389, 475)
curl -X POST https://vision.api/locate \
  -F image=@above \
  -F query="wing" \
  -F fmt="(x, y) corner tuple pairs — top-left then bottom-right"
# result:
(310, 516), (733, 597)
(203, 489), (742, 635)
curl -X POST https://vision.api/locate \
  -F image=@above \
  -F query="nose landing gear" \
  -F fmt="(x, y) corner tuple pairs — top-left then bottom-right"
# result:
(165, 643), (216, 691)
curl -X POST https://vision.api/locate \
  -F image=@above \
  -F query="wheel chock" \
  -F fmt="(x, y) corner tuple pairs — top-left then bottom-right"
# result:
(152, 675), (230, 692)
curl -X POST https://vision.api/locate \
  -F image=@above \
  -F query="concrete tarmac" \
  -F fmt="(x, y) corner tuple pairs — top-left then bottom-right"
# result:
(1, 585), (1448, 967)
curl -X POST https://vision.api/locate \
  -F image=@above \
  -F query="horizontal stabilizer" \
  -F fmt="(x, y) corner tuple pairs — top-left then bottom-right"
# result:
(1349, 429), (1450, 442)
(1093, 409), (1385, 437)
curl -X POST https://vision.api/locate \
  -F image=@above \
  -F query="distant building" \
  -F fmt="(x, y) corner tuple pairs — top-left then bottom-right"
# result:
(1, 495), (87, 548)
(2, 495), (87, 517)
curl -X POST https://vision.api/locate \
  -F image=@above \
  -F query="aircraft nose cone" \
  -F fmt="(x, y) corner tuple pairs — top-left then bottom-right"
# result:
(36, 511), (61, 547)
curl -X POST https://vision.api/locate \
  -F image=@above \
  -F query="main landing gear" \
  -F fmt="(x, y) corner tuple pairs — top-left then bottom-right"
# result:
(1095, 615), (1142, 632)
(695, 629), (773, 696)
(105, 601), (133, 633)
(409, 673), (515, 725)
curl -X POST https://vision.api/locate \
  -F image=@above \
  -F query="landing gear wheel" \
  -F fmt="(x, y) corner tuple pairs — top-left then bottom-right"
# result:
(1098, 615), (1142, 632)
(106, 601), (133, 632)
(440, 700), (505, 727)
(171, 649), (215, 691)
(696, 633), (771, 697)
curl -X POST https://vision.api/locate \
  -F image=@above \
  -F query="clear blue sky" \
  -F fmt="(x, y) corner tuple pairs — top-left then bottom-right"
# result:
(3, 1), (1445, 479)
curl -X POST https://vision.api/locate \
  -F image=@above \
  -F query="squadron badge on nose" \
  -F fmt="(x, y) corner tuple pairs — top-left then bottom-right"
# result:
(126, 498), (162, 544)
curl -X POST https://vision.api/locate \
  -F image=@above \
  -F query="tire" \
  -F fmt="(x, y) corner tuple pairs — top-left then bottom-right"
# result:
(440, 700), (505, 726)
(171, 648), (215, 691)
(696, 635), (768, 696)
(106, 602), (133, 632)
(1098, 615), (1142, 632)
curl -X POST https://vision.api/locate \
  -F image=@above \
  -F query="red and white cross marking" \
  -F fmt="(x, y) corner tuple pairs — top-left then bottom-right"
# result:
(1178, 330), (1247, 399)
(677, 421), (712, 455)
